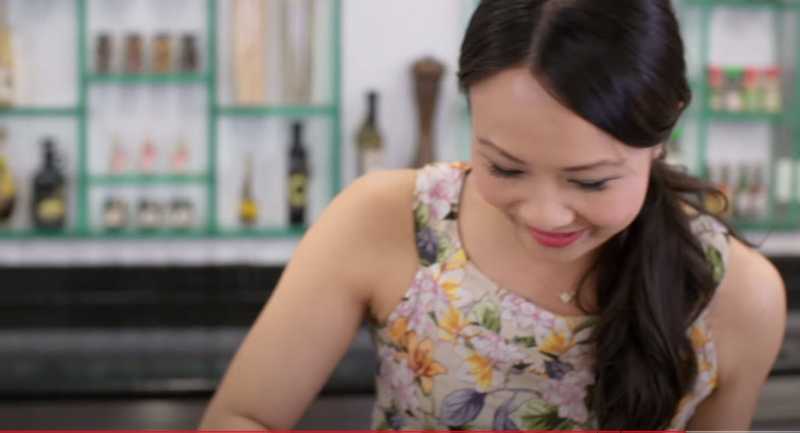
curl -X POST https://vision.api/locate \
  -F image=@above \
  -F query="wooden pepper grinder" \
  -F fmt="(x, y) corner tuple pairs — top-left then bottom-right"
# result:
(412, 57), (445, 168)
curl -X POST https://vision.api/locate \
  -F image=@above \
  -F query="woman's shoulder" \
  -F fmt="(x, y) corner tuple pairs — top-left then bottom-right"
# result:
(293, 169), (419, 303)
(712, 236), (786, 338)
(329, 169), (418, 245)
(339, 162), (467, 228)
(708, 234), (786, 387)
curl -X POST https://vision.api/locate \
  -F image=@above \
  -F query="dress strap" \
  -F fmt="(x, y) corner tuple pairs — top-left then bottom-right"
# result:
(689, 213), (731, 286)
(412, 162), (469, 267)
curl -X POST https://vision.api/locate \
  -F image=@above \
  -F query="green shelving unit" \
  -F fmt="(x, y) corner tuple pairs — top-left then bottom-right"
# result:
(89, 174), (209, 186)
(0, 0), (342, 240)
(0, 107), (82, 117)
(685, 0), (797, 10)
(215, 105), (336, 117)
(85, 72), (209, 85)
(682, 0), (800, 231)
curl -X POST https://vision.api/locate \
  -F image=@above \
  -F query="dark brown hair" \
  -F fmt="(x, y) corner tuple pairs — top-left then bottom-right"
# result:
(459, 0), (742, 428)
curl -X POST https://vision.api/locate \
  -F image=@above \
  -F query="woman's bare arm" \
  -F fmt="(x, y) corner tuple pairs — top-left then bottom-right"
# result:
(199, 170), (416, 429)
(687, 239), (787, 429)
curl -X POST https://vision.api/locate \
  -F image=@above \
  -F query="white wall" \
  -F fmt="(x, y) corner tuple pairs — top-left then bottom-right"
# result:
(341, 0), (469, 183)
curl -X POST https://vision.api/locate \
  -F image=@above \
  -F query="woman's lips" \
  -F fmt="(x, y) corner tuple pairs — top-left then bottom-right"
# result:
(529, 227), (586, 248)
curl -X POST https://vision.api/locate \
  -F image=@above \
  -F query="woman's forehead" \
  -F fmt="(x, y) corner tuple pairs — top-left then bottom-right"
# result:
(470, 69), (637, 166)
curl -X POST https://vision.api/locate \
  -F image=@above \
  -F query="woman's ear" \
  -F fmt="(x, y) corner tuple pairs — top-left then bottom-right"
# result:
(652, 143), (665, 160)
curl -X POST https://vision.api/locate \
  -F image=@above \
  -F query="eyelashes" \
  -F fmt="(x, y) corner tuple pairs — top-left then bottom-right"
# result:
(487, 162), (524, 178)
(485, 162), (612, 192)
(571, 179), (609, 192)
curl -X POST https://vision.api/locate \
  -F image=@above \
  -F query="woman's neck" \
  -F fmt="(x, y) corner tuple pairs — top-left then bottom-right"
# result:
(459, 171), (600, 311)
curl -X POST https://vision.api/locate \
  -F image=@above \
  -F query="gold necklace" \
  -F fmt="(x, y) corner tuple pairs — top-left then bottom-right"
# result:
(559, 291), (576, 304)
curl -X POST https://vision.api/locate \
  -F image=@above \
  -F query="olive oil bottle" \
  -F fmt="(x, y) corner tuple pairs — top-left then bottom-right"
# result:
(32, 137), (66, 230)
(239, 156), (258, 226)
(288, 121), (309, 227)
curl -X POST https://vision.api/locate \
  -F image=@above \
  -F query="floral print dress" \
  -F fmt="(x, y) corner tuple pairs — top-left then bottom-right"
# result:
(369, 162), (730, 430)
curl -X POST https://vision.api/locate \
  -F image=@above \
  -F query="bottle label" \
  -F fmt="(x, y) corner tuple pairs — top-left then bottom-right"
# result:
(239, 200), (258, 225)
(775, 159), (792, 204)
(734, 191), (751, 218)
(362, 149), (385, 173)
(37, 197), (65, 222)
(0, 69), (12, 105)
(752, 191), (768, 219)
(104, 205), (126, 229)
(289, 173), (307, 207)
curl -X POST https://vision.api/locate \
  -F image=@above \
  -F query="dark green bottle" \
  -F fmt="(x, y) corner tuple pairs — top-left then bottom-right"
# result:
(32, 137), (66, 230)
(288, 121), (309, 227)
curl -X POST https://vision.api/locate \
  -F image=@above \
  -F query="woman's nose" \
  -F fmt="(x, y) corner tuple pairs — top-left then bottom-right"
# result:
(517, 189), (576, 231)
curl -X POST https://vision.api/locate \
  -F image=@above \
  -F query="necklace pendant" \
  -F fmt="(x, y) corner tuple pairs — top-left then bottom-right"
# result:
(560, 291), (575, 304)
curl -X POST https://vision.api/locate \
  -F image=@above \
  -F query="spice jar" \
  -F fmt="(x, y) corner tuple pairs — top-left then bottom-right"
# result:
(124, 33), (144, 74)
(152, 33), (172, 74)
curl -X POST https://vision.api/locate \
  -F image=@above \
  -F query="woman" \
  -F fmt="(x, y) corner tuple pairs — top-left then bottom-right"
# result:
(201, 0), (786, 429)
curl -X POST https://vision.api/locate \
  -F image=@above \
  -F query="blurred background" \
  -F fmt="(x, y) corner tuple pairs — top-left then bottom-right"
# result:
(0, 0), (797, 429)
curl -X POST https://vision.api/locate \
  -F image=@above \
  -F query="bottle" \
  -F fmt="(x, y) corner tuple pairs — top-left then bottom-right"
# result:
(102, 196), (128, 231)
(124, 33), (144, 74)
(733, 164), (751, 219)
(708, 66), (724, 111)
(743, 68), (761, 112)
(96, 33), (113, 74)
(139, 136), (157, 174)
(152, 33), (172, 74)
(239, 156), (258, 226)
(355, 91), (385, 176)
(0, 127), (15, 224)
(718, 163), (734, 217)
(0, 0), (15, 106)
(749, 163), (768, 219)
(774, 157), (792, 218)
(171, 136), (190, 173)
(724, 68), (744, 112)
(136, 198), (164, 230)
(180, 34), (199, 72)
(704, 164), (725, 216)
(32, 137), (66, 230)
(763, 67), (782, 113)
(167, 197), (194, 230)
(288, 121), (309, 226)
(109, 134), (127, 174)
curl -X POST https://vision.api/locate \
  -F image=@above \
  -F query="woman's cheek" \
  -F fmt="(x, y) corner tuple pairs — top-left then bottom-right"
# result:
(474, 174), (514, 208)
(587, 183), (649, 229)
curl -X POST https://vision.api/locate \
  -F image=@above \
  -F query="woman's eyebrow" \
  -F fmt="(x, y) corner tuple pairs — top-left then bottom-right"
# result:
(562, 159), (625, 172)
(477, 138), (526, 165)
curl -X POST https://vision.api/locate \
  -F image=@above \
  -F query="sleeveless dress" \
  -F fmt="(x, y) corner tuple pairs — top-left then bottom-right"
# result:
(369, 162), (730, 430)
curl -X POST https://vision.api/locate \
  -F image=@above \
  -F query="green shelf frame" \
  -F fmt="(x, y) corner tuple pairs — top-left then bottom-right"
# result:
(85, 72), (209, 85)
(685, 0), (797, 10)
(0, 0), (342, 241)
(730, 217), (800, 231)
(0, 226), (308, 240)
(683, 0), (800, 232)
(705, 110), (783, 123)
(0, 107), (81, 117)
(215, 105), (336, 117)
(89, 174), (208, 186)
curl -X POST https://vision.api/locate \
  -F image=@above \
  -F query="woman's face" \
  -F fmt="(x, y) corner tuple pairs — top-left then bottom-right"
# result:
(469, 67), (661, 264)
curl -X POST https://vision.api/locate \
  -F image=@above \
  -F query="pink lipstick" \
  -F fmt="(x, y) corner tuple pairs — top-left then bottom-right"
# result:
(529, 227), (586, 248)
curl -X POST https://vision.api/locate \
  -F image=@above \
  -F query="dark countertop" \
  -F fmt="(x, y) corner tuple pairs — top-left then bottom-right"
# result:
(0, 378), (797, 430)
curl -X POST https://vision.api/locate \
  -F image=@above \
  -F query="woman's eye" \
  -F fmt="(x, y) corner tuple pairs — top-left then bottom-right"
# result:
(573, 180), (609, 191)
(488, 163), (524, 178)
